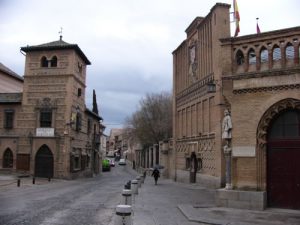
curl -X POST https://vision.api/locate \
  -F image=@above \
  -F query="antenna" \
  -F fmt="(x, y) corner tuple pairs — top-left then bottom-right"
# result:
(59, 27), (63, 40)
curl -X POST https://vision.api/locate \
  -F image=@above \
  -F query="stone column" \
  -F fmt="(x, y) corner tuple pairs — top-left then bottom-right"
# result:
(223, 145), (232, 190)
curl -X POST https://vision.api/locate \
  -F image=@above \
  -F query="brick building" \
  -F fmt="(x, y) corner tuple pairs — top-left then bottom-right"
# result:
(0, 37), (104, 179)
(173, 2), (300, 209)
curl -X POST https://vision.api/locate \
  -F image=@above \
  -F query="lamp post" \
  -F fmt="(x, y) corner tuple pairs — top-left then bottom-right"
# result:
(207, 81), (216, 93)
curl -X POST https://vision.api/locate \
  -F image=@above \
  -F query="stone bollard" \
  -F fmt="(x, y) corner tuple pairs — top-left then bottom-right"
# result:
(140, 175), (144, 184)
(131, 179), (138, 195)
(122, 189), (132, 205)
(115, 205), (132, 225)
(136, 176), (141, 188)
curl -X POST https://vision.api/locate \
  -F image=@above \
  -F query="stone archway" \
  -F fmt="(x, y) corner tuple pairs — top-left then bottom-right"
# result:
(3, 148), (13, 168)
(190, 152), (198, 183)
(35, 145), (54, 178)
(256, 98), (300, 209)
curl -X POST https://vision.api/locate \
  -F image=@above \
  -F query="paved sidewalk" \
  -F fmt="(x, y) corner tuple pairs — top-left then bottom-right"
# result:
(132, 175), (300, 225)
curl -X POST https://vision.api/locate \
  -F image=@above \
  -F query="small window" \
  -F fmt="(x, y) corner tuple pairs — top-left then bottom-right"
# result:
(41, 56), (48, 67)
(236, 50), (244, 65)
(50, 56), (57, 67)
(76, 113), (82, 131)
(87, 118), (91, 134)
(248, 49), (256, 65)
(260, 47), (268, 64)
(4, 110), (14, 129)
(272, 45), (281, 61)
(40, 110), (52, 127)
(285, 43), (295, 60)
(78, 62), (83, 74)
(78, 88), (82, 97)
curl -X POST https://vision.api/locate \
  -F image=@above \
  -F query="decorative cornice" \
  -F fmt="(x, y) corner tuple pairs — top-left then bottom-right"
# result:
(176, 74), (214, 106)
(233, 83), (300, 95)
(223, 67), (300, 81)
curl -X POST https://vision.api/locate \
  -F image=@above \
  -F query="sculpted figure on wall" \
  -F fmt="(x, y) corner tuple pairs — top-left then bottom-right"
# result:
(222, 109), (232, 146)
(188, 40), (198, 83)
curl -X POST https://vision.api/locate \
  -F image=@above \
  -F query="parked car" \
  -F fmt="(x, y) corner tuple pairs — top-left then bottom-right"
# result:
(102, 159), (111, 172)
(118, 158), (126, 165)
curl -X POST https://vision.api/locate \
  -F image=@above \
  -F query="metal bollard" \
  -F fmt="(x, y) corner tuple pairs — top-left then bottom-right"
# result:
(17, 179), (21, 187)
(136, 176), (141, 188)
(48, 177), (51, 182)
(131, 179), (138, 195)
(32, 177), (35, 184)
(122, 189), (132, 205)
(115, 205), (132, 225)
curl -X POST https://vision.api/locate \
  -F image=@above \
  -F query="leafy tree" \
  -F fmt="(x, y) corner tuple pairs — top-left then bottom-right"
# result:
(124, 92), (172, 147)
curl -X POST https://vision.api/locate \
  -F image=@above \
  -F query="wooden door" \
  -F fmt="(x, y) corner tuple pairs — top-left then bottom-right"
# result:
(35, 145), (54, 178)
(267, 110), (300, 209)
(16, 154), (30, 171)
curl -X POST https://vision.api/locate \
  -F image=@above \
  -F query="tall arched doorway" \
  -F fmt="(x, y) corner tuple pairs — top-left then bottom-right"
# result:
(3, 148), (13, 168)
(267, 109), (300, 209)
(190, 152), (198, 183)
(35, 145), (54, 178)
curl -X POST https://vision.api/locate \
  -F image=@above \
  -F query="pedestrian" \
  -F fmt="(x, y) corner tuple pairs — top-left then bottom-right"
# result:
(151, 168), (160, 185)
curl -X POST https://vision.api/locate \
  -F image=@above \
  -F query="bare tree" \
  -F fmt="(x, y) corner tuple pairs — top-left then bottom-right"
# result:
(124, 92), (172, 147)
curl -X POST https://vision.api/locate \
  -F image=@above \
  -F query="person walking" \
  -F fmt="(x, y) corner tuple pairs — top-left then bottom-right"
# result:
(151, 168), (160, 185)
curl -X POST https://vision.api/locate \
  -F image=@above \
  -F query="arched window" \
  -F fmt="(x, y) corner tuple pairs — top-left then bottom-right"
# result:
(248, 49), (256, 65)
(41, 56), (48, 67)
(236, 50), (244, 66)
(272, 45), (281, 61)
(285, 43), (295, 60)
(260, 47), (268, 64)
(50, 56), (57, 67)
(268, 110), (300, 139)
(3, 148), (13, 168)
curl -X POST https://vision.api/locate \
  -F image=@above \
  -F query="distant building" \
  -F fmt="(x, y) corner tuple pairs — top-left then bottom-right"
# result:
(0, 37), (104, 179)
(173, 2), (300, 210)
(107, 128), (125, 157)
(0, 63), (23, 93)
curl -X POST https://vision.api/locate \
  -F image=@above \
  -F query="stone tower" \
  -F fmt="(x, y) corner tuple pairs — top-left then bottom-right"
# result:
(19, 36), (92, 178)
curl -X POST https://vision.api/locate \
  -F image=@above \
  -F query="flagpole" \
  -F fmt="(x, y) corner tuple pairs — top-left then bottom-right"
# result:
(256, 17), (261, 34)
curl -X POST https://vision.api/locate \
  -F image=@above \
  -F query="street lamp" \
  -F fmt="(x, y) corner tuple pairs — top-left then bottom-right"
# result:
(207, 81), (216, 93)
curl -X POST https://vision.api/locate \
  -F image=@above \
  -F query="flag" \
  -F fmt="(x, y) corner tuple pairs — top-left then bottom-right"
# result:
(233, 0), (240, 37)
(256, 23), (261, 34)
(256, 18), (261, 34)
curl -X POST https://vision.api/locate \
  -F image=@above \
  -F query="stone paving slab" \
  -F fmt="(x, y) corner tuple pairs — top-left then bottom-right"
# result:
(178, 204), (300, 225)
(131, 173), (300, 225)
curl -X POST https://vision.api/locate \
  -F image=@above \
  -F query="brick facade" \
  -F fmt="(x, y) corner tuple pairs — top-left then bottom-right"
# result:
(173, 2), (300, 209)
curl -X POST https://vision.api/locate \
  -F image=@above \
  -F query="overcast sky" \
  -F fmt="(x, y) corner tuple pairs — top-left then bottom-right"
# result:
(1, 0), (300, 135)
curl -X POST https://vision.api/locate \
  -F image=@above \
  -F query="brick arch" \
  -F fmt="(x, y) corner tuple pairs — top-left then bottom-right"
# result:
(256, 98), (300, 190)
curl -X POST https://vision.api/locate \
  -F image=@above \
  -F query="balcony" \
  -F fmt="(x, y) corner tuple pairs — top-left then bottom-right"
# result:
(221, 27), (300, 93)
